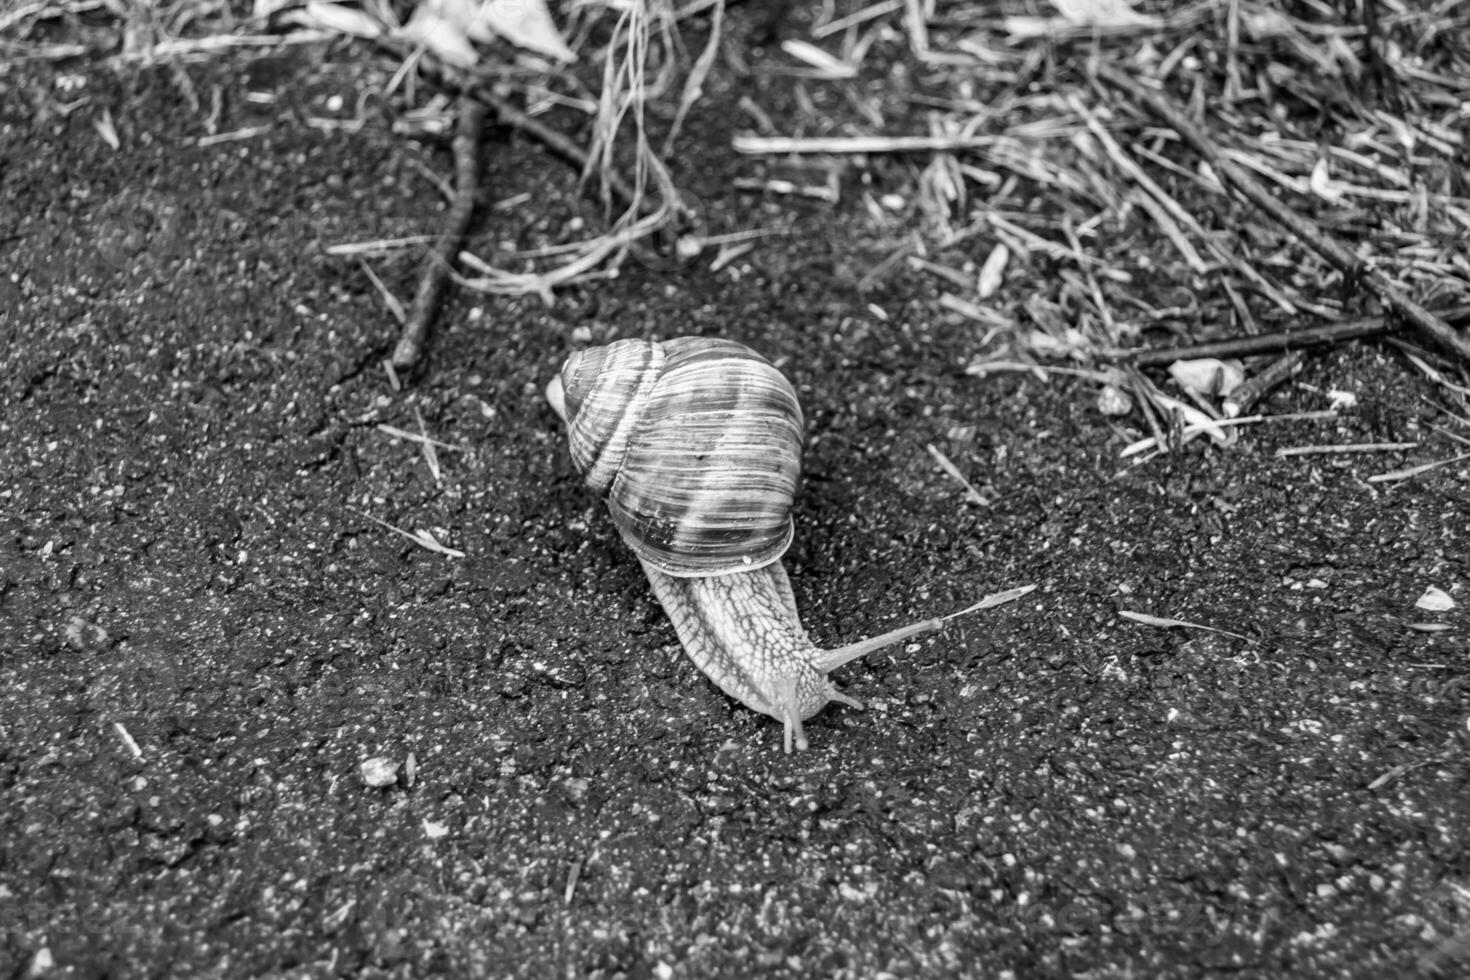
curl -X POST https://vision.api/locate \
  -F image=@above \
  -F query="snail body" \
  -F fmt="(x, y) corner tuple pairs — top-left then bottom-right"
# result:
(548, 337), (949, 752)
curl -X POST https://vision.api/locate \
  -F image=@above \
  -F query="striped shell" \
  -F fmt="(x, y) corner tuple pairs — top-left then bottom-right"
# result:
(557, 337), (804, 578)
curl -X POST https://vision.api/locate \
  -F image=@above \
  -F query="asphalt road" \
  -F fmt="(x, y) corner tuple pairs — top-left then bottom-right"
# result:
(2, 41), (1468, 980)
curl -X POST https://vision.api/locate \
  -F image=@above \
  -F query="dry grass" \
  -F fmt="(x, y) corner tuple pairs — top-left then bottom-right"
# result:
(456, 0), (684, 300)
(2, 0), (695, 301)
(730, 0), (1469, 452)
(764, 1), (1470, 349)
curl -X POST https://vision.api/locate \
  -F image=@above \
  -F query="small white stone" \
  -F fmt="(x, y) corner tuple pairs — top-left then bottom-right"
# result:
(359, 757), (399, 788)
(1096, 384), (1132, 417)
(1415, 586), (1454, 612)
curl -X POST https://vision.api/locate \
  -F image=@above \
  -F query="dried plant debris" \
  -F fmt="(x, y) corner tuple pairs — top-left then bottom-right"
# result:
(11, 0), (1468, 424)
(724, 0), (1469, 451)
(4, 0), (698, 309)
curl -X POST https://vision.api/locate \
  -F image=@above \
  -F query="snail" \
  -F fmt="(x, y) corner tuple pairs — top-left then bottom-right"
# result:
(547, 336), (1011, 752)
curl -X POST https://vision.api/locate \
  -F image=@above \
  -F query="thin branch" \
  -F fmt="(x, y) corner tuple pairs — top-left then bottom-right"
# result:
(1110, 306), (1470, 366)
(472, 85), (640, 214)
(371, 35), (642, 214)
(390, 95), (486, 372)
(1222, 352), (1305, 418)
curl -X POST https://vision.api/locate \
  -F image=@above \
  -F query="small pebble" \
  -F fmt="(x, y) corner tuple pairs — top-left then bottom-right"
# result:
(676, 235), (704, 261)
(1415, 586), (1454, 612)
(1097, 384), (1132, 417)
(360, 757), (399, 788)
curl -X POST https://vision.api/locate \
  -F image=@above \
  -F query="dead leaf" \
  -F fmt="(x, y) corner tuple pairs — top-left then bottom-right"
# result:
(402, 0), (580, 66)
(402, 0), (478, 66)
(471, 0), (575, 62)
(1168, 358), (1245, 398)
(1415, 586), (1455, 612)
(288, 1), (385, 40)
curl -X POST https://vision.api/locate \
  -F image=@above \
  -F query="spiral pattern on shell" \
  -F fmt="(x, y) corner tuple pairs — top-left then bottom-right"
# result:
(557, 337), (804, 577)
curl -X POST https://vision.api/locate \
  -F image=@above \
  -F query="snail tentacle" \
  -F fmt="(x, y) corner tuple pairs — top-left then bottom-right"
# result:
(641, 559), (867, 753)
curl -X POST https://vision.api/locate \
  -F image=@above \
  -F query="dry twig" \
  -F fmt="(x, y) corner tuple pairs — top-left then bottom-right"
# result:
(370, 35), (643, 215)
(1109, 309), (1470, 366)
(1223, 353), (1305, 418)
(391, 96), (486, 372)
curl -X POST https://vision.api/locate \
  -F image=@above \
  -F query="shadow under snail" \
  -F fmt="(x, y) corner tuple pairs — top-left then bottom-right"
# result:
(547, 336), (1005, 752)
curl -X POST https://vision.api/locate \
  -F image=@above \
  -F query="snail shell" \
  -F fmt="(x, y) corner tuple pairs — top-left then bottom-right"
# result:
(559, 337), (802, 577)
